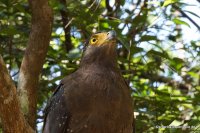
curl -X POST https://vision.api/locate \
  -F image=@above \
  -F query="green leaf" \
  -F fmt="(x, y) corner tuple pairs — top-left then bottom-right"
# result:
(140, 35), (157, 42)
(169, 57), (185, 72)
(132, 15), (146, 26)
(169, 120), (183, 126)
(15, 3), (26, 13)
(0, 26), (19, 35)
(163, 0), (178, 7)
(172, 57), (185, 64)
(183, 10), (200, 19)
(67, 48), (81, 59)
(173, 18), (190, 28)
(146, 1), (160, 6)
(120, 0), (125, 6)
(147, 50), (169, 59)
(130, 46), (144, 54)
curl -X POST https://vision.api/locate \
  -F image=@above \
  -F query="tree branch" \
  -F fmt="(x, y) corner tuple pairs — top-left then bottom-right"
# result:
(146, 73), (189, 92)
(59, 0), (73, 52)
(122, 70), (189, 91)
(106, 0), (113, 13)
(0, 55), (34, 133)
(17, 0), (53, 129)
(173, 5), (200, 30)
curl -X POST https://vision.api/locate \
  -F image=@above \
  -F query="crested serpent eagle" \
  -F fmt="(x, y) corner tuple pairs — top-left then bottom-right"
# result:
(43, 31), (134, 133)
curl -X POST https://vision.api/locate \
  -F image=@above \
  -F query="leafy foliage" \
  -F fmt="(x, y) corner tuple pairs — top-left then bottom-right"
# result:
(0, 0), (200, 132)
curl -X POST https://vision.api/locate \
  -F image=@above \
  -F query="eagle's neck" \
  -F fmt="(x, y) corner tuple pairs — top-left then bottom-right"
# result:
(80, 45), (118, 70)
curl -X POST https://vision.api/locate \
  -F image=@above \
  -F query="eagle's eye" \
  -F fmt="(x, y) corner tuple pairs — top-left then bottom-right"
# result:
(92, 38), (96, 42)
(90, 38), (97, 44)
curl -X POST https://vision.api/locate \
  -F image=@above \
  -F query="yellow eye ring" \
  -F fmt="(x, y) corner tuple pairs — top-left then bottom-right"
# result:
(90, 38), (97, 44)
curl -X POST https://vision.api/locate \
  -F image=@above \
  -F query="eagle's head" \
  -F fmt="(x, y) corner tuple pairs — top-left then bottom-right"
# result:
(89, 31), (117, 46)
(81, 31), (118, 67)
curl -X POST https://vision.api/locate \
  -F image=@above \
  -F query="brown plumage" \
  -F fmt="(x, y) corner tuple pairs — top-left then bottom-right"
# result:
(43, 31), (134, 133)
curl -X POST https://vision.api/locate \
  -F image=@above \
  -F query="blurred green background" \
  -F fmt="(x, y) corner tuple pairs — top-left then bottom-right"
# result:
(0, 0), (200, 132)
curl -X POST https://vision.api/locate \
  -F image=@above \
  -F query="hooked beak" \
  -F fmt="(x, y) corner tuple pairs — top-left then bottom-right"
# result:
(106, 30), (117, 41)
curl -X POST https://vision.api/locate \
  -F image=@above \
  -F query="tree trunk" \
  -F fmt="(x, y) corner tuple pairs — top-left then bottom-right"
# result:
(17, 0), (53, 130)
(0, 56), (34, 133)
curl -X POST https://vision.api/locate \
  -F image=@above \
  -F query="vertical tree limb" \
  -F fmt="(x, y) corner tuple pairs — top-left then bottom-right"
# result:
(59, 0), (73, 52)
(106, 0), (113, 13)
(0, 55), (34, 133)
(17, 0), (53, 129)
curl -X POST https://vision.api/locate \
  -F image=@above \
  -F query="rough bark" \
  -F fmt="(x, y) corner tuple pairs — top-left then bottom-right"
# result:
(0, 55), (34, 133)
(17, 0), (53, 130)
